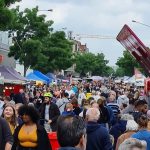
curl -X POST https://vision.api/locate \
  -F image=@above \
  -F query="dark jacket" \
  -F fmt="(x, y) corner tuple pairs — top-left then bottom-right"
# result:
(73, 107), (82, 116)
(14, 93), (26, 104)
(12, 124), (52, 150)
(109, 120), (127, 149)
(40, 102), (60, 131)
(86, 121), (112, 150)
(0, 117), (13, 150)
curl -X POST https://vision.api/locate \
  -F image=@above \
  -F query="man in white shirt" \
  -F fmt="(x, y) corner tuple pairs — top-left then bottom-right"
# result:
(65, 85), (75, 98)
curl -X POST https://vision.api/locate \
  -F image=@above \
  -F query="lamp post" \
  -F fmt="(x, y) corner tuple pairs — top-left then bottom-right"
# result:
(132, 20), (150, 28)
(38, 9), (53, 12)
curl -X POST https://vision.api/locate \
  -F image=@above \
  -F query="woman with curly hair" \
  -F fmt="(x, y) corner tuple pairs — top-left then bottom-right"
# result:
(12, 105), (52, 150)
(1, 104), (17, 135)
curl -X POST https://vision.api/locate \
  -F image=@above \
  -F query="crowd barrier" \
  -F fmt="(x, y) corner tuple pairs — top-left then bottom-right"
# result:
(48, 132), (60, 150)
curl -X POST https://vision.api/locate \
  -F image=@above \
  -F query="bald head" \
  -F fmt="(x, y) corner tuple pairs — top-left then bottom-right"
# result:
(86, 108), (100, 122)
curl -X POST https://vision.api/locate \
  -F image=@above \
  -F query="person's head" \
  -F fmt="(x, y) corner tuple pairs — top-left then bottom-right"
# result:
(79, 88), (83, 93)
(44, 92), (52, 104)
(19, 89), (24, 94)
(57, 115), (86, 150)
(137, 114), (148, 129)
(82, 99), (90, 109)
(86, 108), (100, 122)
(71, 98), (79, 108)
(15, 103), (23, 116)
(66, 85), (71, 91)
(18, 105), (40, 124)
(134, 100), (148, 113)
(2, 105), (16, 126)
(64, 92), (69, 98)
(109, 90), (116, 102)
(120, 114), (134, 121)
(97, 96), (106, 107)
(118, 138), (147, 150)
(3, 96), (11, 104)
(90, 101), (99, 109)
(65, 103), (73, 111)
(126, 120), (138, 131)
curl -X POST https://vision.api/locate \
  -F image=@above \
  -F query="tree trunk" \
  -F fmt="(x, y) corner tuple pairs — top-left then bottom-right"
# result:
(24, 65), (28, 77)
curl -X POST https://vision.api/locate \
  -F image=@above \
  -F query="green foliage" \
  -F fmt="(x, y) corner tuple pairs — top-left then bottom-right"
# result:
(75, 52), (110, 76)
(75, 52), (95, 76)
(104, 66), (115, 77)
(0, 0), (21, 30)
(4, 0), (21, 6)
(8, 7), (52, 76)
(92, 53), (109, 76)
(115, 67), (125, 77)
(33, 31), (73, 73)
(116, 50), (140, 76)
(8, 7), (73, 75)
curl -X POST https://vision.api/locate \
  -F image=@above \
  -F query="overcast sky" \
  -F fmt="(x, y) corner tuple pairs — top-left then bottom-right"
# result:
(13, 0), (150, 66)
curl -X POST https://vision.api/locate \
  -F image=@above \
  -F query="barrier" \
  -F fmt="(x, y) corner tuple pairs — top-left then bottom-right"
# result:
(48, 132), (60, 150)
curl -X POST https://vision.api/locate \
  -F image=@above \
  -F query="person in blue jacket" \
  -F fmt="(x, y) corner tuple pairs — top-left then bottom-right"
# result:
(62, 103), (75, 116)
(86, 108), (113, 150)
(132, 114), (150, 150)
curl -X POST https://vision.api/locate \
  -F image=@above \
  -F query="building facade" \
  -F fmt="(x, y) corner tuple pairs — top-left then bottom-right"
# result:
(0, 31), (16, 68)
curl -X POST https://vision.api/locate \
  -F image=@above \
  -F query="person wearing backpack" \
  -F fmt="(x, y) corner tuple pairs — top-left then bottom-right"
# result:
(56, 93), (70, 114)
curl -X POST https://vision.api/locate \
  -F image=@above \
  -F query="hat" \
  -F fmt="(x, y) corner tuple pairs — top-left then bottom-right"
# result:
(44, 92), (52, 98)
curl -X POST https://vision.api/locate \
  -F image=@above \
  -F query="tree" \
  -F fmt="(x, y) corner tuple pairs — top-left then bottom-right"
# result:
(104, 66), (115, 77)
(115, 67), (125, 77)
(8, 7), (53, 76)
(33, 31), (73, 73)
(75, 52), (95, 76)
(75, 52), (109, 77)
(92, 53), (109, 76)
(0, 0), (21, 30)
(116, 50), (140, 76)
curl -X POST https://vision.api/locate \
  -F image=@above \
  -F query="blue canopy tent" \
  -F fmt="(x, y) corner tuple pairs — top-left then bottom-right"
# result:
(26, 72), (47, 84)
(33, 70), (52, 84)
(46, 72), (56, 80)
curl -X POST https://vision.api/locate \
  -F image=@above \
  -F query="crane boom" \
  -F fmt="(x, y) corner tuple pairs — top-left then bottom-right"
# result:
(75, 33), (115, 40)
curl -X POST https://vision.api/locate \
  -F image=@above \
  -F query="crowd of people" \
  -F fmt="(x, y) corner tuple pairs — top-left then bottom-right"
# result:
(0, 81), (150, 150)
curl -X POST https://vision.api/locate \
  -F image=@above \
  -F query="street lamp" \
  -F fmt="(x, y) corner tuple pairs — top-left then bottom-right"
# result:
(132, 20), (150, 28)
(38, 9), (53, 12)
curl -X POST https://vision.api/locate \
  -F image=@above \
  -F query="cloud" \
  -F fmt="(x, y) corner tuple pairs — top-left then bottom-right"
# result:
(11, 0), (150, 65)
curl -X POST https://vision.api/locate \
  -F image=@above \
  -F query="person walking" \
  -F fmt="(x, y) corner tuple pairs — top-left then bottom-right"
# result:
(86, 108), (112, 150)
(12, 105), (52, 150)
(40, 92), (60, 132)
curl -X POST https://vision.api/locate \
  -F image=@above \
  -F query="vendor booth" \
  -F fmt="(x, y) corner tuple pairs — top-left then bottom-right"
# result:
(0, 66), (27, 96)
(26, 72), (47, 85)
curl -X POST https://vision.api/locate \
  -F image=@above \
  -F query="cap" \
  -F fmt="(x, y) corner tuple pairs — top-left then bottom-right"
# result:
(44, 92), (52, 98)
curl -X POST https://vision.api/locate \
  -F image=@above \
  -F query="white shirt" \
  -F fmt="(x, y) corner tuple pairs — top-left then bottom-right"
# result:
(45, 105), (49, 121)
(78, 93), (86, 105)
(65, 90), (75, 98)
